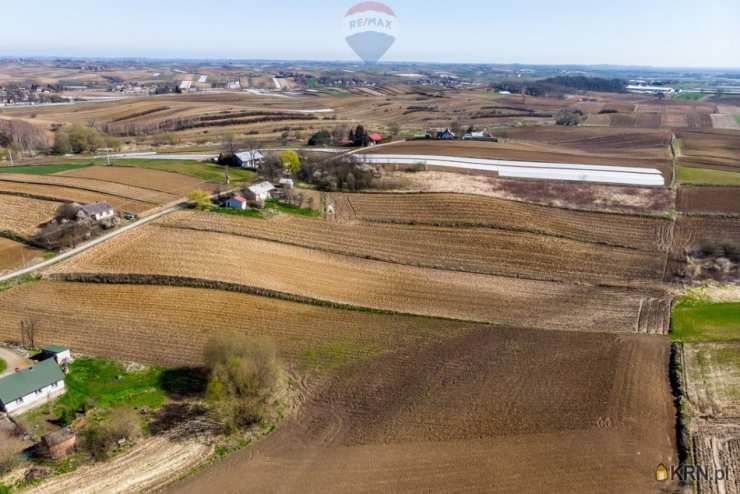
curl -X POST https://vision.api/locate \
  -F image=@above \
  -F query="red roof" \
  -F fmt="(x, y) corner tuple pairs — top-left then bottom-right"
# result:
(369, 133), (383, 142)
(231, 195), (246, 203)
(345, 2), (396, 17)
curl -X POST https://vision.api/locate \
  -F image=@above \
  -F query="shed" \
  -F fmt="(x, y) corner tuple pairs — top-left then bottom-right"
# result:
(245, 181), (275, 202)
(41, 428), (77, 459)
(225, 195), (247, 210)
(234, 150), (264, 169)
(41, 345), (72, 366)
(0, 359), (66, 415)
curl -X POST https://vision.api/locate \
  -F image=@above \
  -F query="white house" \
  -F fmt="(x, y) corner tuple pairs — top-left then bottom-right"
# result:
(0, 359), (66, 415)
(225, 194), (247, 210)
(78, 202), (115, 222)
(246, 182), (275, 202)
(234, 150), (264, 169)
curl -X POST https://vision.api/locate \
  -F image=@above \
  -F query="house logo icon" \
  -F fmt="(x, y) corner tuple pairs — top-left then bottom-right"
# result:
(343, 2), (398, 64)
(656, 464), (669, 481)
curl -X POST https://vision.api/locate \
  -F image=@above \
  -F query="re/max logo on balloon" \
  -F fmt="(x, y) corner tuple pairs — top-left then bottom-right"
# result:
(347, 17), (393, 32)
(343, 2), (398, 64)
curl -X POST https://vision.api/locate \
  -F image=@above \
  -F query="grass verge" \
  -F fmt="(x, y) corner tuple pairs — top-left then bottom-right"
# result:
(0, 163), (93, 175)
(0, 273), (41, 294)
(676, 165), (740, 186)
(0, 357), (6, 374)
(106, 159), (255, 184)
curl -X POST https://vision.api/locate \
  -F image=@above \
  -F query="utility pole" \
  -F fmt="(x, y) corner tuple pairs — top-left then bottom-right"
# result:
(224, 162), (230, 185)
(8, 148), (14, 166)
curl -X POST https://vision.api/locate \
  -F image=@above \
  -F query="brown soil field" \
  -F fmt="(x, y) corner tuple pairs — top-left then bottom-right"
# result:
(0, 281), (478, 368)
(46, 224), (660, 333)
(673, 216), (740, 254)
(57, 166), (217, 196)
(0, 237), (42, 272)
(375, 171), (674, 214)
(677, 129), (740, 172)
(0, 195), (59, 237)
(171, 329), (678, 494)
(684, 342), (740, 418)
(0, 181), (152, 214)
(500, 126), (672, 160)
(0, 174), (175, 205)
(164, 210), (665, 285)
(366, 138), (672, 172)
(691, 421), (740, 494)
(328, 192), (671, 252)
(677, 186), (740, 216)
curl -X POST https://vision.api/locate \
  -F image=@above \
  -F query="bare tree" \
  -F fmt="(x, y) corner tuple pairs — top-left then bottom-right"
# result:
(20, 319), (38, 348)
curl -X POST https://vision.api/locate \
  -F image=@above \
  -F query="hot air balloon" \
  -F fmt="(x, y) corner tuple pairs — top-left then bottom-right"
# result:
(342, 2), (398, 64)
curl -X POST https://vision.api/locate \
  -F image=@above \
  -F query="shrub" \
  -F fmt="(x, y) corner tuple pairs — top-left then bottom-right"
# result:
(81, 407), (142, 461)
(204, 336), (283, 432)
(0, 431), (25, 474)
(187, 190), (213, 210)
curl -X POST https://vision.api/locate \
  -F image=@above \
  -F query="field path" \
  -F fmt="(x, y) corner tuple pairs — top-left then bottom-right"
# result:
(0, 347), (30, 377)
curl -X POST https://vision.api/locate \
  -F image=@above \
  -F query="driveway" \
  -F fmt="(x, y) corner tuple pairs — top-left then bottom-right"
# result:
(0, 347), (31, 377)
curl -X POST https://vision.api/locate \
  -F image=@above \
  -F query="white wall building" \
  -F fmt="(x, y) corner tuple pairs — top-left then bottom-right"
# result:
(0, 359), (66, 415)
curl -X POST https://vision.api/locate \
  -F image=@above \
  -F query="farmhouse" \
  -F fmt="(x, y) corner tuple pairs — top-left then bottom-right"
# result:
(78, 202), (115, 222)
(245, 182), (275, 202)
(368, 133), (384, 145)
(0, 359), (66, 415)
(224, 194), (247, 210)
(234, 150), (265, 169)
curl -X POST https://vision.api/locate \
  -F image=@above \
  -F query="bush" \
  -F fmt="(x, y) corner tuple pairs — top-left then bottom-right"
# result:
(204, 336), (282, 432)
(81, 407), (142, 461)
(280, 150), (300, 173)
(187, 189), (213, 210)
(53, 125), (119, 155)
(297, 155), (374, 192)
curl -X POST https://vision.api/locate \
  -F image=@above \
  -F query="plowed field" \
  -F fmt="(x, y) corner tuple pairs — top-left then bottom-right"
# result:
(0, 194), (59, 237)
(0, 182), (152, 213)
(58, 166), (217, 196)
(47, 224), (655, 333)
(677, 186), (740, 216)
(163, 211), (665, 285)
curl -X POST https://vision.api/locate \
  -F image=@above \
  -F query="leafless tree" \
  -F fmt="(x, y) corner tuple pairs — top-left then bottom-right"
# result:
(20, 319), (38, 348)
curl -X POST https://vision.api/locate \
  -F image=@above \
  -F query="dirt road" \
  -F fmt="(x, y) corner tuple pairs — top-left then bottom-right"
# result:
(0, 347), (30, 377)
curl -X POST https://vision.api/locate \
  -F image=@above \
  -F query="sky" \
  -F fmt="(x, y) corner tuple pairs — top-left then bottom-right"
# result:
(1, 0), (738, 68)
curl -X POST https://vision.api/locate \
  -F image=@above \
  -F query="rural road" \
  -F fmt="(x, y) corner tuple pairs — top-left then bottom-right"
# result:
(0, 347), (30, 376)
(357, 153), (666, 186)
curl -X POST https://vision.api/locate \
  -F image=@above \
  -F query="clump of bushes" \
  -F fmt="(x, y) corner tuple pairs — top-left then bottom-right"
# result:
(81, 407), (142, 461)
(297, 155), (375, 192)
(204, 336), (284, 433)
(52, 125), (121, 155)
(555, 109), (585, 126)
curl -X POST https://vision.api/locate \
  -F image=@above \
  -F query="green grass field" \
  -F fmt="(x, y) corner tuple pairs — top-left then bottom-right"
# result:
(55, 357), (166, 414)
(672, 298), (740, 342)
(676, 165), (740, 186)
(0, 357), (6, 374)
(736, 115), (740, 125)
(0, 163), (93, 175)
(675, 92), (706, 101)
(106, 159), (255, 184)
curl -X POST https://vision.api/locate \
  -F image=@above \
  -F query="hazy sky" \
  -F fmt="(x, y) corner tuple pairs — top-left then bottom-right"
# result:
(2, 0), (738, 67)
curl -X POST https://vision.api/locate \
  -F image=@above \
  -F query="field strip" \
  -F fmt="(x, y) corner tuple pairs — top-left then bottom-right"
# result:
(358, 154), (665, 186)
(0, 176), (166, 204)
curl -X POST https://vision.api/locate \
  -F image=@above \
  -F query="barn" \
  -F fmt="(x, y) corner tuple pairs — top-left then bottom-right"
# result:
(234, 150), (265, 169)
(245, 182), (275, 202)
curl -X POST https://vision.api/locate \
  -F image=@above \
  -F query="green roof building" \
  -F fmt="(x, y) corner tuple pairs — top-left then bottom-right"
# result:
(0, 359), (66, 415)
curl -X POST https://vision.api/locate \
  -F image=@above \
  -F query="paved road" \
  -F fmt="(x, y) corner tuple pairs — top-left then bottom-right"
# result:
(100, 147), (348, 162)
(357, 153), (665, 186)
(0, 347), (30, 377)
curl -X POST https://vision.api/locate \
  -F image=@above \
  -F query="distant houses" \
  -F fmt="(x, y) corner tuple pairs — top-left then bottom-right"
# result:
(0, 358), (66, 415)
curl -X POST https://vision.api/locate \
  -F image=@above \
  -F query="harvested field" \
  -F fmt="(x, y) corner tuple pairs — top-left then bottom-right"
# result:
(712, 113), (740, 130)
(677, 186), (740, 216)
(673, 217), (740, 254)
(0, 281), (478, 369)
(691, 422), (740, 494)
(172, 330), (678, 494)
(0, 174), (176, 205)
(164, 210), (666, 285)
(0, 237), (42, 272)
(0, 195), (59, 237)
(328, 193), (670, 252)
(684, 342), (740, 418)
(661, 113), (689, 128)
(0, 181), (152, 214)
(57, 166), (217, 196)
(47, 224), (660, 333)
